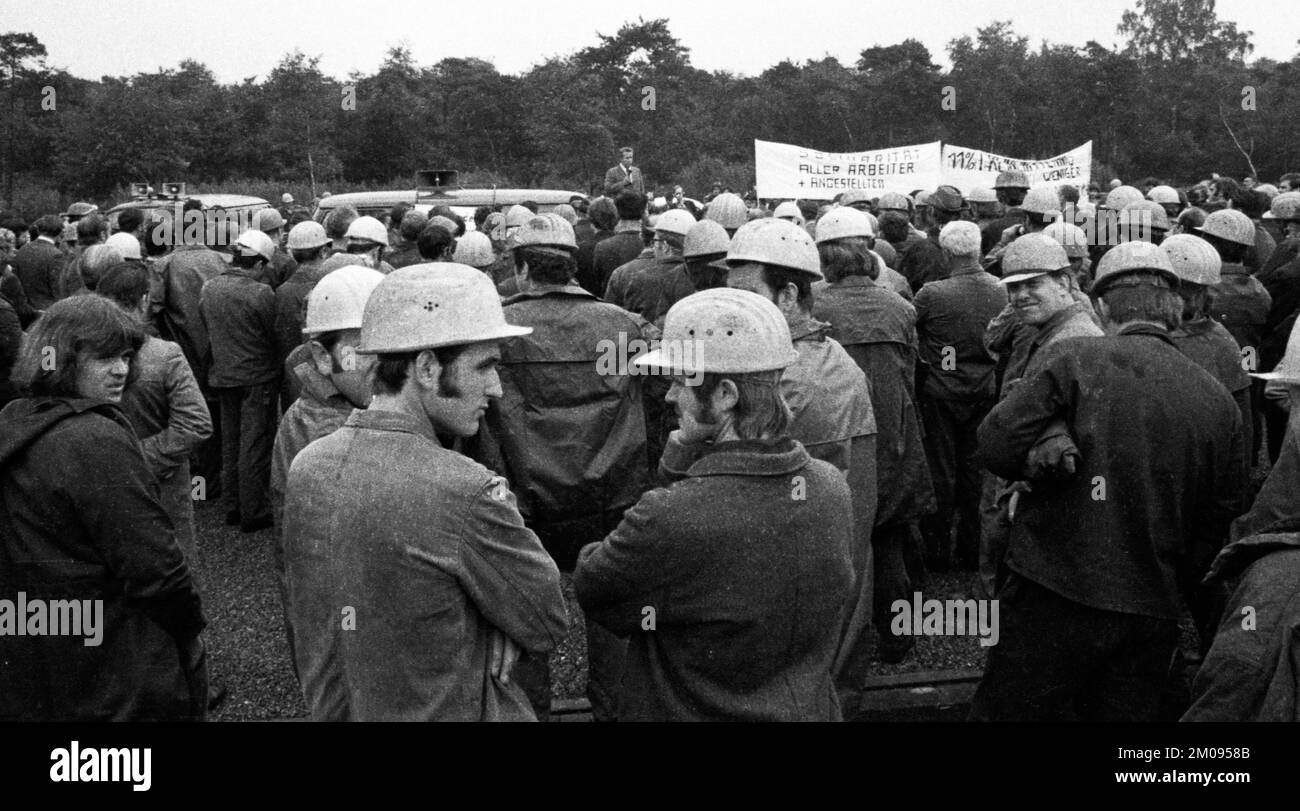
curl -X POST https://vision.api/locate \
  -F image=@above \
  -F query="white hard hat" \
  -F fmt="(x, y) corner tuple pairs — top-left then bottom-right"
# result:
(682, 219), (731, 259)
(1267, 192), (1300, 222)
(1093, 240), (1178, 293)
(1147, 185), (1180, 205)
(234, 229), (276, 261)
(1119, 200), (1171, 232)
(814, 207), (874, 244)
(1161, 234), (1222, 286)
(345, 215), (389, 246)
(1042, 221), (1089, 259)
(1197, 209), (1256, 247)
(726, 217), (823, 279)
(1104, 185), (1145, 211)
(303, 265), (386, 334)
(358, 264), (532, 354)
(655, 209), (697, 237)
(968, 186), (998, 204)
(1000, 233), (1071, 285)
(1021, 186), (1061, 216)
(633, 288), (800, 375)
(504, 204), (534, 229)
(452, 231), (496, 268)
(287, 220), (330, 251)
(104, 232), (141, 260)
(514, 213), (577, 252)
(255, 208), (285, 231)
(282, 193), (294, 204)
(773, 201), (805, 225)
(876, 192), (911, 212)
(705, 193), (749, 230)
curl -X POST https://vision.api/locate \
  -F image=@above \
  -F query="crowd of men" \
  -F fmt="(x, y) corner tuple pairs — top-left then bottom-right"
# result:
(3, 147), (1300, 722)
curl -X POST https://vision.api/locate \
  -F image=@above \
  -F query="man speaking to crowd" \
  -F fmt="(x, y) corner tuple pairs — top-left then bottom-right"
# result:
(604, 146), (645, 199)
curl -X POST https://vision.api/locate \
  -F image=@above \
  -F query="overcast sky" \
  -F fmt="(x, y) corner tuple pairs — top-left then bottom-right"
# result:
(9, 0), (1295, 82)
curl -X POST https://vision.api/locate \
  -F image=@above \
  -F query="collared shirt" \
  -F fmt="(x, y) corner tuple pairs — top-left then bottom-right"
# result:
(978, 323), (1244, 619)
(283, 408), (566, 721)
(574, 435), (853, 721)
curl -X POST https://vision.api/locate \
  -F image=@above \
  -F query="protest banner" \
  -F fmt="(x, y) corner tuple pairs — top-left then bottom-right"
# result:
(941, 141), (1092, 193)
(754, 139), (943, 199)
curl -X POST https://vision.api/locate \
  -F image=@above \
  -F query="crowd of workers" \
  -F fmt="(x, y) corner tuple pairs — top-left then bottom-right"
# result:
(3, 149), (1300, 722)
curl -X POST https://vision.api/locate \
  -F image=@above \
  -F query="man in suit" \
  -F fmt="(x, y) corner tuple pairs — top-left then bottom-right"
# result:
(12, 215), (67, 311)
(604, 147), (645, 199)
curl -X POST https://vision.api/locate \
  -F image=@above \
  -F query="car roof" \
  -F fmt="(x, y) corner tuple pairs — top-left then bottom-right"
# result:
(316, 188), (584, 212)
(106, 194), (270, 214)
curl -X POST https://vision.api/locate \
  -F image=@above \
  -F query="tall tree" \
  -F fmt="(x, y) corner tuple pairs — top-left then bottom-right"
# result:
(1118, 0), (1253, 63)
(0, 32), (48, 206)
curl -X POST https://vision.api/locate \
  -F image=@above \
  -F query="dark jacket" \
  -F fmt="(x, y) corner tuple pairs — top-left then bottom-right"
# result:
(1171, 315), (1254, 490)
(977, 325), (1244, 619)
(199, 266), (279, 388)
(0, 397), (206, 720)
(914, 265), (1006, 401)
(812, 277), (934, 526)
(11, 237), (64, 310)
(574, 223), (613, 297)
(594, 228), (645, 298)
(272, 258), (329, 371)
(151, 243), (230, 386)
(603, 164), (645, 198)
(0, 297), (20, 407)
(474, 284), (654, 569)
(574, 435), (854, 721)
(1209, 262), (1271, 353)
(1, 266), (38, 328)
(896, 233), (947, 292)
(622, 256), (694, 326)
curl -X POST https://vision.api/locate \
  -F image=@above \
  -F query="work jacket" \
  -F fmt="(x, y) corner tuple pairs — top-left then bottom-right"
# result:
(273, 257), (329, 371)
(1172, 315), (1254, 490)
(574, 435), (854, 721)
(0, 397), (207, 720)
(474, 284), (653, 570)
(812, 277), (934, 526)
(622, 255), (694, 326)
(1209, 262), (1271, 354)
(977, 325), (1244, 620)
(199, 266), (279, 388)
(151, 243), (230, 386)
(985, 300), (1104, 396)
(282, 409), (567, 721)
(914, 265), (1006, 401)
(594, 227), (646, 297)
(11, 237), (63, 310)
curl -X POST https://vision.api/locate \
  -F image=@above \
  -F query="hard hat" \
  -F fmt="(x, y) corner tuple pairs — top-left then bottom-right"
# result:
(303, 265), (386, 334)
(1267, 191), (1300, 222)
(234, 229), (276, 261)
(64, 202), (98, 218)
(254, 208), (285, 231)
(1119, 200), (1171, 233)
(552, 203), (578, 224)
(357, 263), (532, 354)
(1196, 209), (1256, 246)
(682, 219), (731, 259)
(633, 288), (800, 375)
(1255, 183), (1279, 200)
(504, 204), (534, 229)
(281, 193), (294, 204)
(876, 192), (912, 212)
(929, 185), (963, 213)
(968, 186), (998, 204)
(914, 190), (932, 207)
(1042, 221), (1089, 259)
(104, 232), (142, 260)
(1103, 185), (1145, 211)
(814, 207), (874, 244)
(726, 217), (822, 279)
(287, 220), (330, 251)
(773, 201), (804, 225)
(1147, 185), (1180, 205)
(452, 231), (496, 268)
(999, 233), (1071, 285)
(513, 213), (577, 253)
(1161, 234), (1222, 286)
(655, 209), (697, 237)
(1092, 240), (1177, 293)
(1020, 186), (1061, 216)
(994, 171), (1030, 189)
(706, 193), (749, 230)
(345, 215), (389, 245)
(429, 215), (459, 235)
(840, 189), (873, 207)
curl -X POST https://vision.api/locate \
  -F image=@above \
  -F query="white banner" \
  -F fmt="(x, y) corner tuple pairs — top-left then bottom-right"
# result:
(941, 141), (1092, 194)
(754, 139), (943, 200)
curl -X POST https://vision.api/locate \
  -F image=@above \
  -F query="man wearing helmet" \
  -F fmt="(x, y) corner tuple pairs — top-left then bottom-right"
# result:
(282, 264), (567, 721)
(972, 241), (1243, 721)
(574, 288), (854, 720)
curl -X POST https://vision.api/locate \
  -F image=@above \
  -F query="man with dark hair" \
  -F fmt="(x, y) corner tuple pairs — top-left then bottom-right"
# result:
(200, 230), (280, 534)
(14, 214), (70, 310)
(595, 190), (648, 297)
(971, 241), (1242, 721)
(429, 206), (467, 236)
(282, 264), (566, 721)
(385, 210), (428, 269)
(603, 146), (645, 198)
(575, 287), (854, 720)
(387, 202), (413, 245)
(323, 205), (359, 255)
(575, 197), (617, 296)
(416, 223), (456, 263)
(59, 214), (109, 298)
(898, 185), (963, 291)
(115, 207), (145, 238)
(621, 209), (696, 326)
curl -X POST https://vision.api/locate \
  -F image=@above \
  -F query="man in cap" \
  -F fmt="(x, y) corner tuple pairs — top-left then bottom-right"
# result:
(681, 219), (730, 292)
(282, 264), (567, 720)
(622, 209), (697, 326)
(199, 229), (280, 533)
(278, 193), (295, 223)
(914, 221), (1006, 572)
(385, 210), (428, 270)
(604, 146), (645, 199)
(968, 186), (1001, 230)
(978, 234), (1103, 599)
(12, 214), (69, 312)
(723, 218), (879, 680)
(971, 241), (1243, 721)
(981, 171), (1031, 257)
(254, 208), (297, 288)
(574, 288), (854, 720)
(467, 213), (654, 721)
(270, 265), (384, 675)
(274, 221), (334, 411)
(812, 206), (935, 671)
